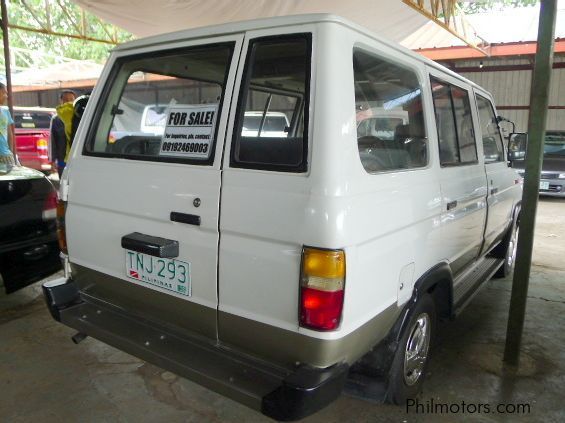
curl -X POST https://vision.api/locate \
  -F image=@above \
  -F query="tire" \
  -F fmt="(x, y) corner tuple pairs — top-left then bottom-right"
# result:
(494, 219), (519, 278)
(0, 272), (6, 297)
(385, 294), (436, 404)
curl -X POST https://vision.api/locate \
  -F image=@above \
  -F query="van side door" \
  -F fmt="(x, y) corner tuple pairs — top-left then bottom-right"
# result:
(428, 69), (487, 276)
(474, 91), (517, 251)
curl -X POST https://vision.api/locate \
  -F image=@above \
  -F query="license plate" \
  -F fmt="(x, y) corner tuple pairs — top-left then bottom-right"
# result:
(125, 250), (191, 296)
(540, 181), (550, 190)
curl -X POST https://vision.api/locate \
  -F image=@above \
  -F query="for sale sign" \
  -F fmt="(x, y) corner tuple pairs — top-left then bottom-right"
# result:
(159, 104), (218, 159)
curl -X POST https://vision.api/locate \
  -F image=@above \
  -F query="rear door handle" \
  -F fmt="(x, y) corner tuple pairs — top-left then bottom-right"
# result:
(491, 187), (499, 195)
(447, 200), (458, 211)
(121, 232), (179, 258)
(170, 212), (201, 226)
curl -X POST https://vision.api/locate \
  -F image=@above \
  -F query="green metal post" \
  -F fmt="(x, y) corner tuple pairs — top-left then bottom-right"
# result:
(0, 0), (14, 117)
(503, 0), (557, 366)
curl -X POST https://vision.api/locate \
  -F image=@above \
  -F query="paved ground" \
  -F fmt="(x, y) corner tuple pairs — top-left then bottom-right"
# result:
(1, 198), (564, 423)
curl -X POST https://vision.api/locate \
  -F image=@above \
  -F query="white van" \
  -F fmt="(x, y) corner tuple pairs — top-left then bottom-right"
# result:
(43, 14), (522, 420)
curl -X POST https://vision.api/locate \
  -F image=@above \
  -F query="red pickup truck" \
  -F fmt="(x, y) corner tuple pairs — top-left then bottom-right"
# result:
(14, 107), (55, 173)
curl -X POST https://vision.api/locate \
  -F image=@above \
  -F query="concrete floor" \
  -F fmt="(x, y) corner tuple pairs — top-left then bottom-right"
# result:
(1, 198), (564, 423)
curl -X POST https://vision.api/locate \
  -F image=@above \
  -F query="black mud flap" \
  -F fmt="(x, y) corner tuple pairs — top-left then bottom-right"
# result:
(42, 278), (82, 321)
(261, 363), (349, 421)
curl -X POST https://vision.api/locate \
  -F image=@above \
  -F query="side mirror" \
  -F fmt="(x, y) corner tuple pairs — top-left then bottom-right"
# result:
(508, 132), (527, 161)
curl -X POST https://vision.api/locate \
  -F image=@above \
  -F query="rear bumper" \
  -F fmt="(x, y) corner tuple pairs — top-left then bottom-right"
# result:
(17, 154), (52, 172)
(42, 279), (348, 421)
(0, 238), (60, 294)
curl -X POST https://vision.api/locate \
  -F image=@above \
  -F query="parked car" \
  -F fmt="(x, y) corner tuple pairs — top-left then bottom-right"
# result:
(242, 111), (290, 137)
(511, 130), (565, 197)
(0, 164), (61, 294)
(43, 14), (522, 420)
(356, 107), (409, 140)
(13, 107), (56, 173)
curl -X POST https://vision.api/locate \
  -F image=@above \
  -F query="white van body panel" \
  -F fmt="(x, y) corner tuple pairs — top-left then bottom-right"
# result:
(66, 159), (222, 308)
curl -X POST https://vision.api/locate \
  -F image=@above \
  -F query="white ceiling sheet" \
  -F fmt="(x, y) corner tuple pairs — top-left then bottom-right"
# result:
(73, 0), (430, 42)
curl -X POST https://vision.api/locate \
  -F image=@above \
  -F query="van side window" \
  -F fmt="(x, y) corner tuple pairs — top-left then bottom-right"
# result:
(431, 78), (478, 166)
(476, 95), (504, 163)
(353, 49), (427, 173)
(84, 44), (234, 164)
(230, 34), (311, 172)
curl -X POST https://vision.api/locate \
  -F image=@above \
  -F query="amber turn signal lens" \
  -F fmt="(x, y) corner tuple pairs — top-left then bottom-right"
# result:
(302, 248), (345, 280)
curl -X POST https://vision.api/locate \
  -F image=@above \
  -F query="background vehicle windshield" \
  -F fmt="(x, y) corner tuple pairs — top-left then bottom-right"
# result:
(14, 111), (52, 129)
(544, 132), (565, 157)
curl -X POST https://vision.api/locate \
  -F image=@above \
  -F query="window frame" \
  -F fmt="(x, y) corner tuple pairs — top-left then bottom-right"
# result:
(82, 42), (236, 166)
(430, 76), (479, 168)
(475, 93), (505, 164)
(352, 46), (430, 174)
(229, 33), (312, 173)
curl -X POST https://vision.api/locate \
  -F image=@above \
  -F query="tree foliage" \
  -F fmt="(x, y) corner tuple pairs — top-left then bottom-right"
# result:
(2, 0), (133, 69)
(460, 0), (539, 14)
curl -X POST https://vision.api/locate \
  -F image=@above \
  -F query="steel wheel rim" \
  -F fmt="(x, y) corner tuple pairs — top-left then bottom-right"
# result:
(403, 313), (431, 386)
(507, 226), (519, 268)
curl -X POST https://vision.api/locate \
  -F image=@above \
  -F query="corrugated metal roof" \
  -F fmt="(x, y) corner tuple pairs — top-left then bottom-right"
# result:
(401, 4), (565, 50)
(11, 61), (104, 86)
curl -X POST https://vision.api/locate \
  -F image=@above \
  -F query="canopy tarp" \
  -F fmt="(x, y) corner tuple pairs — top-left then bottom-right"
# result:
(73, 0), (432, 43)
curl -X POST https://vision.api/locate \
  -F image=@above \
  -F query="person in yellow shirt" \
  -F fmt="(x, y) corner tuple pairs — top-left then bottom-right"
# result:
(50, 90), (76, 177)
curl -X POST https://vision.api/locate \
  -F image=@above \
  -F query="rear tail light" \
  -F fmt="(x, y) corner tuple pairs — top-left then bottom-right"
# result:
(42, 190), (57, 220)
(56, 199), (68, 254)
(36, 138), (49, 159)
(299, 247), (345, 331)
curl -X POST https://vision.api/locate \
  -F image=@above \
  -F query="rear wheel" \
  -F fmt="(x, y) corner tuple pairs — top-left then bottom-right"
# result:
(385, 294), (435, 404)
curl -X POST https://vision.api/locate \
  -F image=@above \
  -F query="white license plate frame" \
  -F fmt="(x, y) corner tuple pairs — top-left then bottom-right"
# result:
(125, 250), (191, 297)
(540, 181), (550, 190)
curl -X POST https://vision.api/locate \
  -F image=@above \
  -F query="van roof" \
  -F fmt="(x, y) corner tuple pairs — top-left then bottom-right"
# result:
(115, 13), (482, 91)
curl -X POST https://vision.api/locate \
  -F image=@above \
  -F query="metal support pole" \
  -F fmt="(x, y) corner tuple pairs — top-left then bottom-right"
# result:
(0, 0), (14, 117)
(503, 0), (557, 366)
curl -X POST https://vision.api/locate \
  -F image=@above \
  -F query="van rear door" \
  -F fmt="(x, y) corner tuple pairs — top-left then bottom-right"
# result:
(65, 37), (243, 339)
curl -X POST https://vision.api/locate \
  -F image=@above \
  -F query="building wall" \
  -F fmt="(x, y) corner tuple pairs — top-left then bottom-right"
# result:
(12, 87), (91, 109)
(444, 55), (565, 134)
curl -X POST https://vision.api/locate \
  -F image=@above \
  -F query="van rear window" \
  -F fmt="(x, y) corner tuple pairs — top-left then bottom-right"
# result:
(230, 34), (311, 172)
(84, 43), (234, 165)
